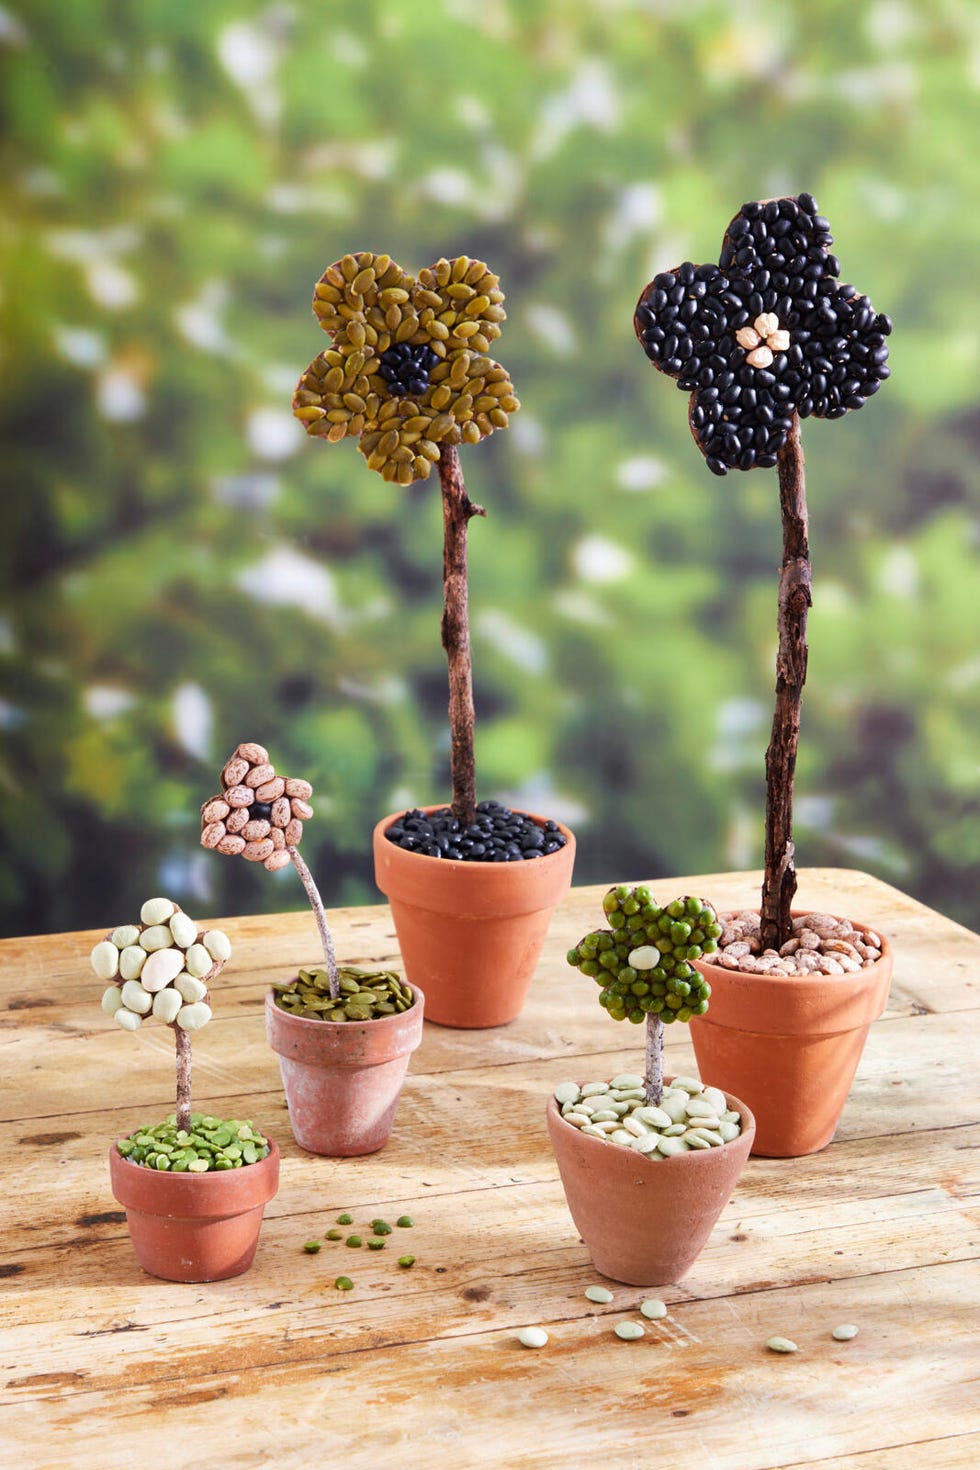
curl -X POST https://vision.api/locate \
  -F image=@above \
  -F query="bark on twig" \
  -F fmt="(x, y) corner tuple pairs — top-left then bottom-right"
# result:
(644, 1015), (664, 1107)
(289, 845), (339, 998)
(761, 413), (812, 951)
(438, 443), (485, 828)
(175, 1027), (192, 1134)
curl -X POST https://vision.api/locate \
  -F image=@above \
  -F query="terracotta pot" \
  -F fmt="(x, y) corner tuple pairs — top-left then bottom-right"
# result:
(372, 807), (575, 1028)
(546, 1085), (755, 1286)
(690, 916), (893, 1158)
(109, 1136), (280, 1283)
(265, 985), (424, 1156)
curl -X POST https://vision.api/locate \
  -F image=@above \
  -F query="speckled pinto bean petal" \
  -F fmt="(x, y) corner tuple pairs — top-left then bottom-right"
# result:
(202, 745), (317, 871)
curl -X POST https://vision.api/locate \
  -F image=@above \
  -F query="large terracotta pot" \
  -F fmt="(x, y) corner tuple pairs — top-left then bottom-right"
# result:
(546, 1086), (755, 1286)
(109, 1137), (280, 1283)
(265, 986), (424, 1156)
(690, 918), (893, 1158)
(373, 807), (575, 1029)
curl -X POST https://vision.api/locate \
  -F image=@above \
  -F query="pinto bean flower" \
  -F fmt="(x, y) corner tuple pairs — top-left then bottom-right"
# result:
(200, 742), (314, 874)
(293, 252), (520, 485)
(633, 193), (892, 475)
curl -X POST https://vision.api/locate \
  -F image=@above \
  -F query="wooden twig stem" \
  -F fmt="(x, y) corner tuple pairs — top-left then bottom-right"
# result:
(175, 1027), (192, 1134)
(644, 1014), (664, 1108)
(438, 443), (485, 828)
(760, 412), (812, 951)
(289, 845), (339, 998)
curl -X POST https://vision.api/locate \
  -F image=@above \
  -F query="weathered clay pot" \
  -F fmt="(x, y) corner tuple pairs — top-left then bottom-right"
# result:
(546, 1086), (755, 1286)
(373, 807), (575, 1028)
(265, 985), (424, 1156)
(109, 1136), (280, 1283)
(690, 917), (893, 1157)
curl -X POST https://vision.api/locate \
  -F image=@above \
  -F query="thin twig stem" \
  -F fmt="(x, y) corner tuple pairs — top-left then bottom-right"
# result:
(175, 1027), (192, 1133)
(644, 1015), (664, 1108)
(761, 412), (812, 950)
(438, 442), (485, 828)
(289, 845), (339, 998)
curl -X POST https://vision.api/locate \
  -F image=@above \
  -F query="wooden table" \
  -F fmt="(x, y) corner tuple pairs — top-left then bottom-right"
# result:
(2, 868), (978, 1470)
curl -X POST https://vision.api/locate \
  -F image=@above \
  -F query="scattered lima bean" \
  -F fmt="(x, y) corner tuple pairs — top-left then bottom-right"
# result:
(615, 1322), (646, 1341)
(833, 1324), (859, 1341)
(640, 1299), (668, 1320)
(518, 1327), (548, 1349)
(766, 1336), (799, 1353)
(585, 1285), (614, 1304)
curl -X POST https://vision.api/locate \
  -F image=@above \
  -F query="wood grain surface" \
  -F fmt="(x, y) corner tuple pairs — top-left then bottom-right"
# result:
(1, 868), (977, 1470)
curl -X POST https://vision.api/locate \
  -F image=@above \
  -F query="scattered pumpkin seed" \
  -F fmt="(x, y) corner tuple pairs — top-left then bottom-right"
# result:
(517, 1327), (548, 1348)
(585, 1285), (614, 1304)
(615, 1322), (646, 1341)
(334, 1276), (354, 1291)
(766, 1336), (799, 1353)
(832, 1324), (859, 1341)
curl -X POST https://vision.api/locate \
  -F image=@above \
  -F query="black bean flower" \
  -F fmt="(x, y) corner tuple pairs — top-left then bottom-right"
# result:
(293, 252), (519, 485)
(633, 194), (892, 475)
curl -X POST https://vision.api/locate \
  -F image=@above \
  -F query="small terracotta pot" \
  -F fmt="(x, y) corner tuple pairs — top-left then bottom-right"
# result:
(109, 1137), (280, 1283)
(265, 986), (424, 1156)
(690, 916), (893, 1157)
(546, 1085), (755, 1286)
(373, 807), (576, 1028)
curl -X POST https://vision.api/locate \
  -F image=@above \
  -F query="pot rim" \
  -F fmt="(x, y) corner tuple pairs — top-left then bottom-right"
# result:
(545, 1081), (756, 1167)
(372, 804), (575, 874)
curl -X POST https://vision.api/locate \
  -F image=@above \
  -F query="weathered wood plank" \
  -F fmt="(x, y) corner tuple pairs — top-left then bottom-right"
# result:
(2, 1262), (977, 1470)
(1, 871), (977, 1470)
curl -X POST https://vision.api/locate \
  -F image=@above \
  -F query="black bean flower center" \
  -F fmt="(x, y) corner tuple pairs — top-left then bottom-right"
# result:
(379, 343), (439, 397)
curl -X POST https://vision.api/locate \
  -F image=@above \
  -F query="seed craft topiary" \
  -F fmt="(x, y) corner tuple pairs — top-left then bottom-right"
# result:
(201, 741), (407, 1021)
(634, 194), (892, 949)
(91, 896), (235, 1142)
(293, 251), (566, 862)
(566, 885), (723, 1111)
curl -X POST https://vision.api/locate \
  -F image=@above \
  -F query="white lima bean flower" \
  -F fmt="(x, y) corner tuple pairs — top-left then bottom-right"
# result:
(91, 896), (231, 1132)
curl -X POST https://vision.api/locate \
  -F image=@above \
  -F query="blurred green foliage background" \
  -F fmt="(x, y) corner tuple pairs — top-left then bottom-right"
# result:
(1, 0), (978, 937)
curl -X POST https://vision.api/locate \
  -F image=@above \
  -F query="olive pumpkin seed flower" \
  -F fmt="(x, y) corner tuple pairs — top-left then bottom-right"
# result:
(633, 192), (891, 476)
(293, 252), (519, 486)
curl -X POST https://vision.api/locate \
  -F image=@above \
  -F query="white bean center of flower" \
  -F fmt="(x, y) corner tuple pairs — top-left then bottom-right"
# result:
(736, 312), (790, 369)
